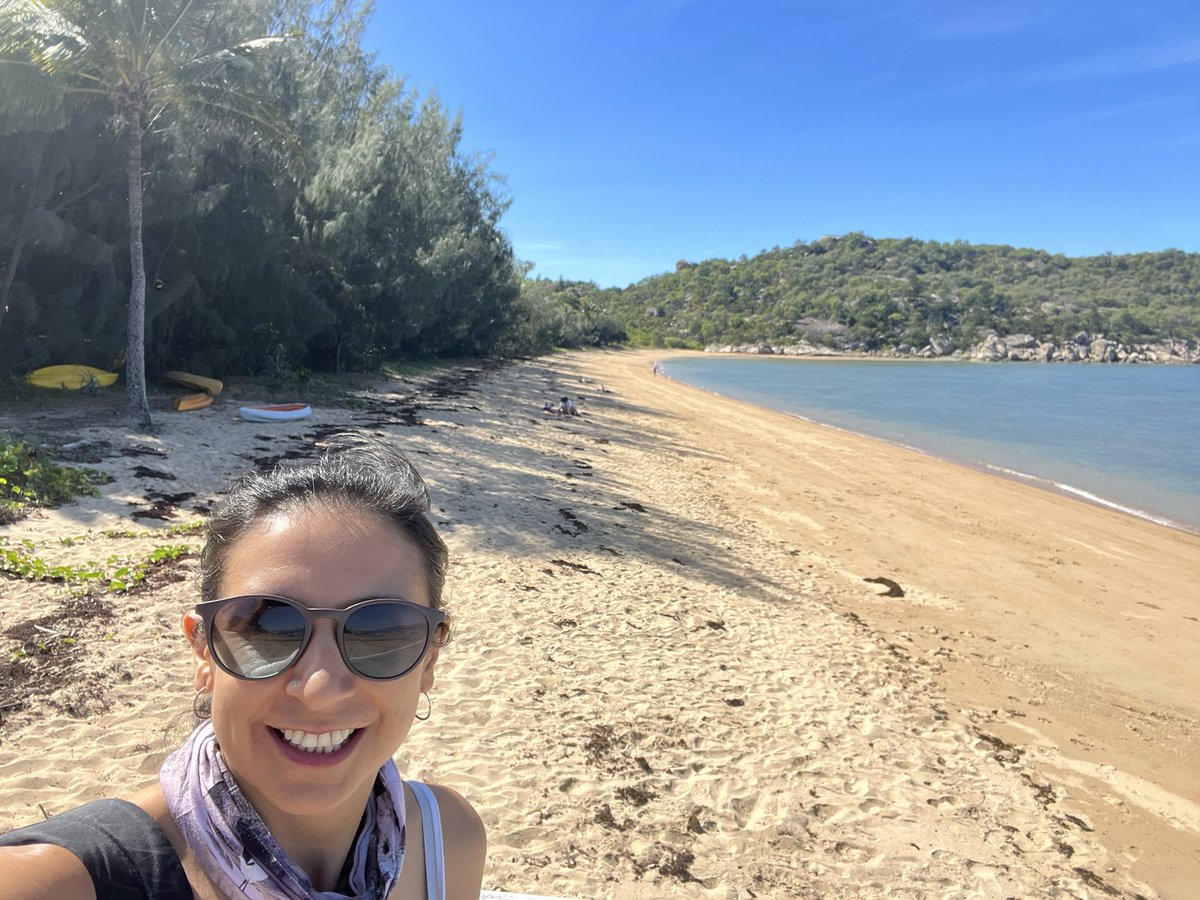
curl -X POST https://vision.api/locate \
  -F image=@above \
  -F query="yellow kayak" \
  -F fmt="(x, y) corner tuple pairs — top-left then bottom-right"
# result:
(163, 370), (223, 395)
(26, 365), (118, 390)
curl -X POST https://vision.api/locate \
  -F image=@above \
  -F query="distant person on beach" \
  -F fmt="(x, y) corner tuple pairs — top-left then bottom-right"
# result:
(0, 435), (486, 899)
(558, 397), (578, 416)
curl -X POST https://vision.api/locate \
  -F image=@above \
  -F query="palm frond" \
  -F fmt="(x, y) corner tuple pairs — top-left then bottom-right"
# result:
(145, 0), (200, 69)
(169, 34), (288, 85)
(0, 1), (92, 53)
(0, 59), (67, 131)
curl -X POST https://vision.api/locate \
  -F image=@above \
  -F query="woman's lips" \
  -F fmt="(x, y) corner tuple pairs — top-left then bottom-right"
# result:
(270, 726), (364, 767)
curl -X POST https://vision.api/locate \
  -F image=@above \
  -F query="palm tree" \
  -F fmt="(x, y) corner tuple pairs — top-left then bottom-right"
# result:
(0, 0), (288, 426)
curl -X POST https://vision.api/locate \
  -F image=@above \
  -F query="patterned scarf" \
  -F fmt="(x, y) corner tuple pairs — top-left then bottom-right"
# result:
(160, 722), (406, 899)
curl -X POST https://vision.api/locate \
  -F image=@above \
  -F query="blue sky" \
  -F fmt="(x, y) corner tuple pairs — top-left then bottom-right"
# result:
(364, 1), (1200, 287)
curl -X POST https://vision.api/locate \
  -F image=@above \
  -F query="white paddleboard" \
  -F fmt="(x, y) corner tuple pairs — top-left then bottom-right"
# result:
(238, 404), (313, 423)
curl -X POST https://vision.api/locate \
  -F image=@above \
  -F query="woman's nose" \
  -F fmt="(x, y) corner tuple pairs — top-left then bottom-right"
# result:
(285, 620), (356, 706)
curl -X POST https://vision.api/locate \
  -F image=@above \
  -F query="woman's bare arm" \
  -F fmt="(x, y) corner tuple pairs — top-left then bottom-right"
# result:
(0, 845), (97, 900)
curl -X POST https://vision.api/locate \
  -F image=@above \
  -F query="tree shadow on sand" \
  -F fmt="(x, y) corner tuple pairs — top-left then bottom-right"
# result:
(331, 355), (801, 609)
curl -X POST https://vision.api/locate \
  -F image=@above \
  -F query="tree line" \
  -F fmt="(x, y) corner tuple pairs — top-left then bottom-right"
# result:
(0, 0), (548, 424)
(534, 234), (1199, 353)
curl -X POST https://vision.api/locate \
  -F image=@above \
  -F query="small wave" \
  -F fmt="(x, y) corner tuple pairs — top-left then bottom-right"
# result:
(983, 463), (1186, 529)
(1051, 482), (1183, 529)
(985, 463), (1043, 482)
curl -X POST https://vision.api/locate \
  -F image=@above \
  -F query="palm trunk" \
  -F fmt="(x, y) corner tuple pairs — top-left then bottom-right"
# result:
(124, 104), (152, 428)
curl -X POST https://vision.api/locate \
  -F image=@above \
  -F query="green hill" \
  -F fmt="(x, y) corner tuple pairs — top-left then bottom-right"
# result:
(534, 233), (1199, 359)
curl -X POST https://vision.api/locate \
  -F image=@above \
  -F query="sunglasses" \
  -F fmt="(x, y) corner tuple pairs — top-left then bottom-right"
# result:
(194, 595), (451, 681)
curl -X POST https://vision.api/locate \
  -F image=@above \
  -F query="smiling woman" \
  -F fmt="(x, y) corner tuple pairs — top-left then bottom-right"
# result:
(0, 435), (486, 900)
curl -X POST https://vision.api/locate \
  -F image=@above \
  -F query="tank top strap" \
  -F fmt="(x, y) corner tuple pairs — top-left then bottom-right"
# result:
(408, 781), (445, 900)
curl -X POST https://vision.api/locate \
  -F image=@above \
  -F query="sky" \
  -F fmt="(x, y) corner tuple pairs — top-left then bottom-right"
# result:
(363, 0), (1200, 288)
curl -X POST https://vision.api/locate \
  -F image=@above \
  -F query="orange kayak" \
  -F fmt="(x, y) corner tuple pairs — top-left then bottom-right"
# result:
(172, 392), (214, 412)
(163, 370), (223, 395)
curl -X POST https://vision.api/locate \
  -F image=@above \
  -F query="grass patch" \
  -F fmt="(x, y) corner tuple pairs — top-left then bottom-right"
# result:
(294, 372), (376, 409)
(0, 540), (194, 593)
(0, 435), (103, 525)
(0, 374), (119, 405)
(379, 357), (453, 379)
(0, 376), (42, 404)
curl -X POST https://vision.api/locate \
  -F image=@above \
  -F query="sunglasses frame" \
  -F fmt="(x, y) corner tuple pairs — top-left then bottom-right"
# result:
(194, 594), (451, 682)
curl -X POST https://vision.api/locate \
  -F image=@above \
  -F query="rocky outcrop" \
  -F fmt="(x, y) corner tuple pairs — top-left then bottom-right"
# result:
(928, 337), (956, 357)
(957, 332), (1198, 363)
(705, 333), (1199, 363)
(706, 341), (839, 357)
(974, 333), (1007, 362)
(970, 332), (1198, 363)
(973, 333), (1046, 361)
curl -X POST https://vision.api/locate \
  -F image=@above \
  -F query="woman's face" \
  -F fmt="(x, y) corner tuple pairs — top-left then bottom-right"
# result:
(184, 505), (438, 825)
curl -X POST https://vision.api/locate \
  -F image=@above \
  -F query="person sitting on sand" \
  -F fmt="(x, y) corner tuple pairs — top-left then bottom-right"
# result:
(557, 397), (578, 416)
(0, 435), (486, 899)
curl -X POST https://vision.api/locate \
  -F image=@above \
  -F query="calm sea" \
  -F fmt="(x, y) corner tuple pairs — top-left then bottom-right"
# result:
(660, 356), (1200, 534)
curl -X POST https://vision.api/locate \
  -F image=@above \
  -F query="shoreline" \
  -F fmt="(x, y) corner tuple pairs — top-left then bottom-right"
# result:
(610, 347), (1200, 895)
(1, 352), (1197, 897)
(653, 350), (1200, 537)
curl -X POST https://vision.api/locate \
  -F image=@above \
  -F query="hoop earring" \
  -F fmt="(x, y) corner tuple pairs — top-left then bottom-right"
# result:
(192, 690), (212, 720)
(415, 691), (432, 721)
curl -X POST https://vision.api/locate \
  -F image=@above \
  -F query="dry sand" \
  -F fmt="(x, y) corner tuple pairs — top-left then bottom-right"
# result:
(0, 349), (1196, 898)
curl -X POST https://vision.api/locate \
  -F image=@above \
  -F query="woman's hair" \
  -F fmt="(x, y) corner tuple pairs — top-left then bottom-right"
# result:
(199, 434), (448, 607)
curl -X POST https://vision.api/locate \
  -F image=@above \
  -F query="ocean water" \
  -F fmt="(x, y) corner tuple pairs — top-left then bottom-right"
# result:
(660, 356), (1200, 534)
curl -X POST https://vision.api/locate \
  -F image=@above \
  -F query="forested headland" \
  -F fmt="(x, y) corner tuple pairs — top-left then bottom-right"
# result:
(2, 2), (1197, 396)
(527, 234), (1200, 363)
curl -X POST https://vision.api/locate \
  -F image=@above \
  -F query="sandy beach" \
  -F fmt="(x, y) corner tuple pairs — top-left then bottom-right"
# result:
(1, 349), (1197, 898)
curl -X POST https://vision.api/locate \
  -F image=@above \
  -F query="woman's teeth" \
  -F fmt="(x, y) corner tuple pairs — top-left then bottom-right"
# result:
(280, 728), (355, 753)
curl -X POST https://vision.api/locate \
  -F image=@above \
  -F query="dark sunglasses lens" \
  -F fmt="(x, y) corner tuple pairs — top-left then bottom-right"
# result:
(343, 603), (430, 679)
(211, 596), (305, 678)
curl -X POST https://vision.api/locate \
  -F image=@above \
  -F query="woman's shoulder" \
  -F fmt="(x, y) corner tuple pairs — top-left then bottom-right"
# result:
(426, 782), (486, 840)
(408, 781), (487, 900)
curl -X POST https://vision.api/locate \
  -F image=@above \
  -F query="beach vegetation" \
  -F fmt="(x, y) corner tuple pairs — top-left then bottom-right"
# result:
(0, 538), (193, 592)
(0, 376), (42, 403)
(506, 279), (629, 354)
(51, 521), (206, 544)
(119, 520), (206, 538)
(380, 358), (452, 379)
(0, 435), (101, 524)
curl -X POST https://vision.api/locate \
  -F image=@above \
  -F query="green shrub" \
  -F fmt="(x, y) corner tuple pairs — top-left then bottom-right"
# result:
(0, 376), (40, 403)
(0, 435), (101, 523)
